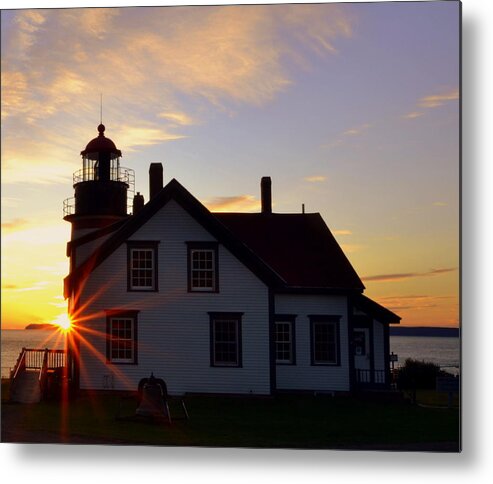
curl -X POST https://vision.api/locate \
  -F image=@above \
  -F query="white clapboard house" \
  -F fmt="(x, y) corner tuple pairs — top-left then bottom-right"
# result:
(63, 125), (400, 395)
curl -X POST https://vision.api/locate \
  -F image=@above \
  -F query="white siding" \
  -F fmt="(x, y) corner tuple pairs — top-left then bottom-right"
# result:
(77, 200), (271, 395)
(275, 294), (350, 392)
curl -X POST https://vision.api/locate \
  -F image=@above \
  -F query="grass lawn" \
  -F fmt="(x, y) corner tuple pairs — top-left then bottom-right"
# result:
(413, 389), (460, 408)
(1, 381), (460, 449)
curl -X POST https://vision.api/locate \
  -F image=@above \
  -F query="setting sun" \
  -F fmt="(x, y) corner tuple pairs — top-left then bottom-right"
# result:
(52, 313), (72, 332)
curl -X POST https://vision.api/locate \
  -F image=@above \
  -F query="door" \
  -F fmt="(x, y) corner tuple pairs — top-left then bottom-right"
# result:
(353, 328), (371, 383)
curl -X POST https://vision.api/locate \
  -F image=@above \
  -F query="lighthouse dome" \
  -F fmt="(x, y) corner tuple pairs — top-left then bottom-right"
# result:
(81, 124), (122, 160)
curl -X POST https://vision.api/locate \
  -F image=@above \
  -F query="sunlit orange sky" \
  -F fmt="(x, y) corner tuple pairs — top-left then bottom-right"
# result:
(1, 1), (459, 329)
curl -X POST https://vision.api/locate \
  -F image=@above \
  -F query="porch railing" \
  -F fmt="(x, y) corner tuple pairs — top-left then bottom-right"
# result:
(356, 369), (386, 385)
(10, 348), (66, 380)
(11, 348), (67, 402)
(11, 348), (27, 381)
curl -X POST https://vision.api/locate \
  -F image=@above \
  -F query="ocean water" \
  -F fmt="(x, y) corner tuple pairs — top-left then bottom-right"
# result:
(1, 329), (66, 378)
(1, 329), (460, 378)
(390, 336), (460, 375)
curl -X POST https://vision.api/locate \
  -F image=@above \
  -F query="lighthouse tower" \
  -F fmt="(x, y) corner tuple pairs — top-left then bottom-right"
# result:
(63, 124), (134, 393)
(63, 124), (134, 240)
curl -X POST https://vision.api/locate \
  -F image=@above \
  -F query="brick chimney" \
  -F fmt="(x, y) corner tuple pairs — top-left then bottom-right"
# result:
(132, 192), (144, 215)
(261, 177), (272, 214)
(149, 163), (163, 200)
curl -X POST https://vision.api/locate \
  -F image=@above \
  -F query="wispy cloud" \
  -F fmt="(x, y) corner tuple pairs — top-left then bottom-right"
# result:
(1, 156), (73, 185)
(9, 10), (47, 63)
(342, 123), (372, 136)
(49, 294), (68, 308)
(433, 201), (447, 207)
(1, 71), (29, 120)
(205, 195), (260, 212)
(1, 197), (21, 208)
(403, 87), (459, 120)
(322, 122), (371, 150)
(280, 3), (353, 56)
(379, 294), (453, 306)
(387, 304), (437, 311)
(2, 222), (69, 246)
(2, 284), (18, 290)
(333, 229), (352, 236)
(50, 301), (68, 308)
(376, 294), (454, 312)
(2, 5), (355, 185)
(114, 125), (186, 151)
(1, 134), (77, 185)
(2, 6), (353, 113)
(11, 281), (50, 292)
(363, 267), (457, 283)
(1, 218), (28, 232)
(34, 261), (69, 276)
(75, 8), (119, 40)
(418, 88), (459, 109)
(157, 111), (196, 126)
(402, 111), (424, 120)
(304, 175), (327, 183)
(379, 294), (453, 301)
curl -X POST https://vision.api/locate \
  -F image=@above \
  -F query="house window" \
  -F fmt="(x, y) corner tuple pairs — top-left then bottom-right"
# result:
(106, 311), (138, 364)
(187, 242), (219, 292)
(310, 315), (341, 366)
(209, 312), (242, 367)
(127, 242), (158, 291)
(275, 315), (296, 364)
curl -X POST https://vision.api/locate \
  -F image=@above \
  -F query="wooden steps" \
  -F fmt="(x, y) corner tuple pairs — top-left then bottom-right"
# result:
(10, 370), (42, 404)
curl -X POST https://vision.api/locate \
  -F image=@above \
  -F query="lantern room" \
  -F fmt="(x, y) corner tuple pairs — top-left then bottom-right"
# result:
(63, 124), (134, 238)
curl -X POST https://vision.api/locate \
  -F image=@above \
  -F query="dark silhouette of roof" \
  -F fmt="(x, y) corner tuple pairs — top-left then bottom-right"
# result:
(354, 294), (400, 324)
(65, 179), (365, 294)
(215, 213), (364, 290)
(81, 124), (122, 160)
(64, 179), (285, 296)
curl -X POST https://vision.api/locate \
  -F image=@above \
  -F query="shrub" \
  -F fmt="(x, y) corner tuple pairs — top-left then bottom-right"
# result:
(396, 358), (442, 390)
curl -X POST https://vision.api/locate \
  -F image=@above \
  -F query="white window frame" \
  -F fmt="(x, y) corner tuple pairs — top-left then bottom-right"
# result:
(209, 313), (242, 367)
(130, 247), (155, 291)
(275, 321), (294, 364)
(311, 320), (339, 366)
(109, 317), (135, 364)
(190, 248), (216, 292)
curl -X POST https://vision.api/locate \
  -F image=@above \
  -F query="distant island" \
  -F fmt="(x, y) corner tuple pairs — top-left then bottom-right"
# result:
(390, 326), (459, 337)
(25, 323), (57, 330)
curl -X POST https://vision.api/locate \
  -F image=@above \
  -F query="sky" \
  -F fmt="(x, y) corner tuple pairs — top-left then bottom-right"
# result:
(0, 1), (460, 329)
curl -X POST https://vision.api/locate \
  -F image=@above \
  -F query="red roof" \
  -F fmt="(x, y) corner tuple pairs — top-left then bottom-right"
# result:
(214, 213), (365, 290)
(354, 294), (400, 324)
(81, 124), (122, 159)
(64, 179), (364, 296)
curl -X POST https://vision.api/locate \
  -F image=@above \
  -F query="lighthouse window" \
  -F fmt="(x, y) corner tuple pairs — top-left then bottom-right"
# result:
(127, 242), (158, 291)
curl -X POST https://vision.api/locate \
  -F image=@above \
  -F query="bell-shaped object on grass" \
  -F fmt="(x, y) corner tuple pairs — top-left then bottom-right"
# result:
(136, 380), (166, 418)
